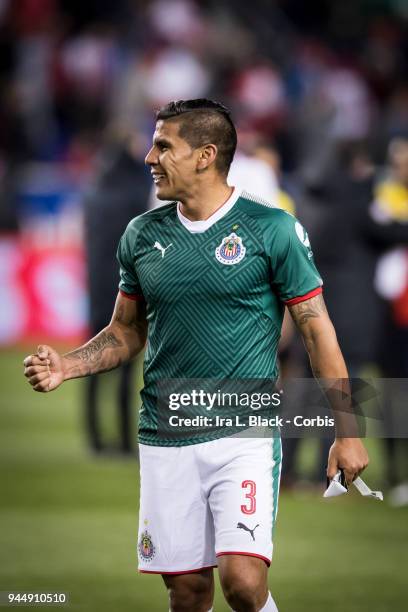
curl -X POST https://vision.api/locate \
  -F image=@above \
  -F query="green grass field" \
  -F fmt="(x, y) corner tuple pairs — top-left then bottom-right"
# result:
(1, 349), (407, 611)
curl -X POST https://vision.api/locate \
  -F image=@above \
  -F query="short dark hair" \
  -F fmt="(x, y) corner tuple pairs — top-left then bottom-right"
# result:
(156, 99), (237, 176)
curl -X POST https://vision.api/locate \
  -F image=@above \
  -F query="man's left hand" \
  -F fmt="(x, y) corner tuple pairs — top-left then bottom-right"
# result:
(327, 438), (369, 485)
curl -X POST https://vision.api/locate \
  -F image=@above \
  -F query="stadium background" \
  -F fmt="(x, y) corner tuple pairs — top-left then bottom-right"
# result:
(1, 1), (408, 610)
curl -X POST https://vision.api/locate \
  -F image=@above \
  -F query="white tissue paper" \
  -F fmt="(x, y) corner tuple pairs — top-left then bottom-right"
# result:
(324, 470), (383, 501)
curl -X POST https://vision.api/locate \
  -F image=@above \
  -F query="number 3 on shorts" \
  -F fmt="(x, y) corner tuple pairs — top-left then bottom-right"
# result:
(241, 479), (256, 514)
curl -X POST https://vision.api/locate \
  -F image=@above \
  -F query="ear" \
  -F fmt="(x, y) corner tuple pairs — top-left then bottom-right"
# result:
(196, 144), (218, 172)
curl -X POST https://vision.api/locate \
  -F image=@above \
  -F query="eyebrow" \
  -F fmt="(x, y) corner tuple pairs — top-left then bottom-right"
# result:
(153, 137), (172, 147)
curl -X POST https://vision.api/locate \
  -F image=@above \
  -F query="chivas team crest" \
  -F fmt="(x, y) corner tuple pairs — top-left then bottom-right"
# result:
(138, 530), (156, 561)
(215, 233), (246, 265)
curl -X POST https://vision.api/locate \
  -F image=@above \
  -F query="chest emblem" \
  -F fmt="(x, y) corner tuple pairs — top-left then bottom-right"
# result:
(215, 232), (246, 266)
(154, 241), (173, 258)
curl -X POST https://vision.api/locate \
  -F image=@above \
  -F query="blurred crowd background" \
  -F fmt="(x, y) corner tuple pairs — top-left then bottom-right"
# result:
(1, 0), (408, 499)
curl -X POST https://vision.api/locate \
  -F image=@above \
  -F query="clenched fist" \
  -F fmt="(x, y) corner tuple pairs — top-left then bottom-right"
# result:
(23, 345), (65, 392)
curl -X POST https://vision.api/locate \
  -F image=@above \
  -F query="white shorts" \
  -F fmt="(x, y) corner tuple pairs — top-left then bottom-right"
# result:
(137, 436), (282, 574)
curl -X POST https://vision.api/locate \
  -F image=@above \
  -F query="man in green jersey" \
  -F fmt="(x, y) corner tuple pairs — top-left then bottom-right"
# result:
(24, 99), (369, 612)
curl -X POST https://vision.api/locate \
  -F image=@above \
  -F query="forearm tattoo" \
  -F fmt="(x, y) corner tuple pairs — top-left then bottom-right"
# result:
(65, 331), (122, 363)
(62, 296), (147, 379)
(289, 294), (327, 327)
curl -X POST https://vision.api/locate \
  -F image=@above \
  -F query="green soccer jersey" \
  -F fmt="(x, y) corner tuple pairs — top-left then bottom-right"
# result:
(117, 189), (323, 446)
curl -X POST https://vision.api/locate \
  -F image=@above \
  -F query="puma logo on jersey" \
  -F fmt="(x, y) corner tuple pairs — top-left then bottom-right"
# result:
(154, 241), (173, 258)
(237, 522), (259, 541)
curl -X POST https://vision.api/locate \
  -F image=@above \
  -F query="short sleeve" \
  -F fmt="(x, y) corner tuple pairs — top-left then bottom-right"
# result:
(268, 213), (323, 304)
(116, 224), (143, 300)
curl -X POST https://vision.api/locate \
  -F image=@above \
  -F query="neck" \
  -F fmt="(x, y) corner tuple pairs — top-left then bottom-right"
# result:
(179, 179), (234, 221)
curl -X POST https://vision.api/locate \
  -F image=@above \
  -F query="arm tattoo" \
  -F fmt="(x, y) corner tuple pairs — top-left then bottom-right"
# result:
(62, 297), (146, 379)
(115, 303), (125, 324)
(114, 301), (146, 334)
(65, 331), (123, 364)
(289, 294), (327, 327)
(127, 312), (146, 334)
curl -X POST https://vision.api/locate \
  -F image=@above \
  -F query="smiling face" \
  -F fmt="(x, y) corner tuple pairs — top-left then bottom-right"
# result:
(145, 119), (201, 201)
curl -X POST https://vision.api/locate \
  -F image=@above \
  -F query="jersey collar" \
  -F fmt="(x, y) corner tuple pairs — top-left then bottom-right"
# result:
(177, 187), (241, 234)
